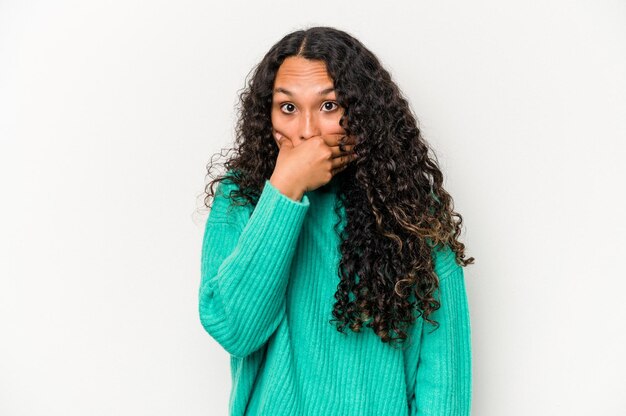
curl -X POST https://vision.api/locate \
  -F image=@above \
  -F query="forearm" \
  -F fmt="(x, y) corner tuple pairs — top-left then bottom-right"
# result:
(199, 179), (310, 358)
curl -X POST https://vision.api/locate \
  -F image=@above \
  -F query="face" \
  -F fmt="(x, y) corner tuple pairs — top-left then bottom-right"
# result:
(271, 56), (346, 147)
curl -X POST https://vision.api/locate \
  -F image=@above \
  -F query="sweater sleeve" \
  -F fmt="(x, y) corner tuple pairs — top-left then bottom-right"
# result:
(198, 178), (310, 358)
(409, 245), (473, 415)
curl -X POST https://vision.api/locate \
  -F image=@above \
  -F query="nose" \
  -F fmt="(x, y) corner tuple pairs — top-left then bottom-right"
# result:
(294, 110), (321, 145)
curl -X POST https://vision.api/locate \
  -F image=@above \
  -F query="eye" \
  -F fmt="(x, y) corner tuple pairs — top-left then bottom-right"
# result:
(322, 101), (339, 112)
(280, 103), (296, 114)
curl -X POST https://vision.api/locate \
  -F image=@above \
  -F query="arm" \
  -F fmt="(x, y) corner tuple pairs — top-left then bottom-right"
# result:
(198, 177), (310, 358)
(409, 245), (473, 415)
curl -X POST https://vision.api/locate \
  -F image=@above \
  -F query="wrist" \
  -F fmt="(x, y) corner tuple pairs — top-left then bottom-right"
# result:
(269, 175), (304, 201)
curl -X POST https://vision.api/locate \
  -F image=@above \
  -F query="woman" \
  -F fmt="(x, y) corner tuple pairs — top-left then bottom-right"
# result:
(199, 26), (474, 416)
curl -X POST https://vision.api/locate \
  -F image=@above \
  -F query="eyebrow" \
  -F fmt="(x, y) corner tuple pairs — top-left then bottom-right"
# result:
(273, 86), (335, 96)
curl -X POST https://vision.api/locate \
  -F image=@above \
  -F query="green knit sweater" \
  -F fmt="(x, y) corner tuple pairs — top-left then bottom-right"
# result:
(198, 175), (472, 415)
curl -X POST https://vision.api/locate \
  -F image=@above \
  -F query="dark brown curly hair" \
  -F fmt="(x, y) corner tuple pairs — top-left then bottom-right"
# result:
(199, 26), (474, 349)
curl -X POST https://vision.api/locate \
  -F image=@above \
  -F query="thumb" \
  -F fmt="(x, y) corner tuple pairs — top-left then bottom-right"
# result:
(276, 132), (293, 149)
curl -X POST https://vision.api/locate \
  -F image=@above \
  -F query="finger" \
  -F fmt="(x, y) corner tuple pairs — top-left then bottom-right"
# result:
(318, 133), (357, 148)
(330, 152), (358, 171)
(331, 162), (349, 176)
(275, 132), (293, 148)
(336, 134), (357, 146)
(330, 144), (355, 159)
(335, 135), (357, 155)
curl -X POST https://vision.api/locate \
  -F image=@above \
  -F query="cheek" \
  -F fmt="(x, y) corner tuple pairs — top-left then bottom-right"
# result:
(270, 116), (282, 141)
(270, 109), (289, 131)
(270, 112), (280, 139)
(321, 116), (346, 134)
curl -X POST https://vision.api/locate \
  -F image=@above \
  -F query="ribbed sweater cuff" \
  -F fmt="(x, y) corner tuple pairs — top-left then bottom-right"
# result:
(236, 178), (310, 245)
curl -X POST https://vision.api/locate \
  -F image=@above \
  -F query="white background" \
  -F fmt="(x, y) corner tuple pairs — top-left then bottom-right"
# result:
(1, 1), (625, 415)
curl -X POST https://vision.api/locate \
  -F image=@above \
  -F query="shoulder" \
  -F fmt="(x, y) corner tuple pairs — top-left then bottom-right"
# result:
(431, 243), (462, 283)
(214, 175), (239, 201)
(207, 171), (252, 229)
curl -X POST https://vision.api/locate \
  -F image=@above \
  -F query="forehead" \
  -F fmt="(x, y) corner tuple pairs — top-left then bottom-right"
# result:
(274, 56), (333, 86)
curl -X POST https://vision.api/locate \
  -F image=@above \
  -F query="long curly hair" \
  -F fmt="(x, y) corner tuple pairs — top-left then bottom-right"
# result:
(199, 26), (474, 348)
